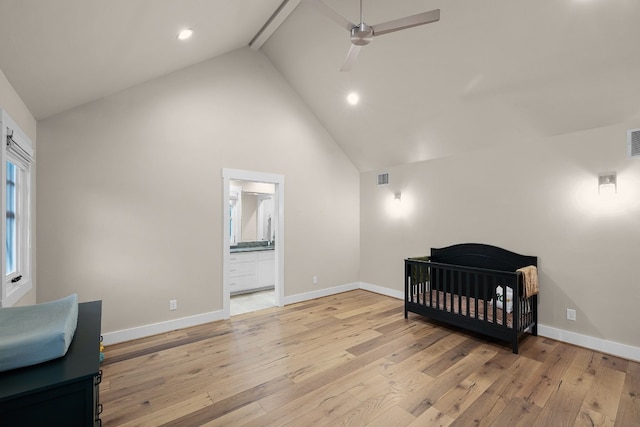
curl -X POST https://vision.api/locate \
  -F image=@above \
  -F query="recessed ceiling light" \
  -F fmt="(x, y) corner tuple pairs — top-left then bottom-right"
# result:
(177, 28), (193, 41)
(347, 92), (359, 105)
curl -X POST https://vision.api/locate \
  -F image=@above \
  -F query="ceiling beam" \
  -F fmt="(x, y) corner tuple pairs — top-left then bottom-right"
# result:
(250, 0), (301, 50)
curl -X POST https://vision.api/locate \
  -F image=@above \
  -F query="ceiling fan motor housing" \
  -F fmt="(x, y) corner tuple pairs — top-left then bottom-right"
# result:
(350, 23), (373, 45)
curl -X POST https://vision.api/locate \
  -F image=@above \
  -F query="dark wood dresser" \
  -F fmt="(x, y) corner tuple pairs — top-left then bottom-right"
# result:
(0, 300), (103, 426)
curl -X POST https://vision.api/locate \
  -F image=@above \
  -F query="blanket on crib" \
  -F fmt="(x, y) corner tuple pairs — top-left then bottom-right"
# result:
(516, 265), (539, 297)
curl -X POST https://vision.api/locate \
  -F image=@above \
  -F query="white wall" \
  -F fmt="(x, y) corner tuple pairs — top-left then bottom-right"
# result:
(0, 69), (36, 141)
(0, 68), (37, 306)
(36, 48), (360, 333)
(360, 122), (640, 349)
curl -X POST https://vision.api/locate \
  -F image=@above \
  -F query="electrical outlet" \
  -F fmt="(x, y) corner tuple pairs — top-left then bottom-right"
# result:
(170, 300), (177, 311)
(566, 308), (576, 321)
(313, 276), (318, 285)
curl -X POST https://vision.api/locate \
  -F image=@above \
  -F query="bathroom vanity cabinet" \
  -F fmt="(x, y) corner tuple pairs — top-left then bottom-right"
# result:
(229, 250), (275, 294)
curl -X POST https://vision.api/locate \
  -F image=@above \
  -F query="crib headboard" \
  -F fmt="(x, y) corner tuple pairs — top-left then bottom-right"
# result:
(430, 243), (537, 272)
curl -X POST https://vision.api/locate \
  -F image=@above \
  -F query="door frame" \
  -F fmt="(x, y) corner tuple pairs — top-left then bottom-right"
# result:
(222, 168), (284, 318)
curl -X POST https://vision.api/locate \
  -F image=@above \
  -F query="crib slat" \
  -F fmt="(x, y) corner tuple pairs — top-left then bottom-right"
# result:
(482, 275), (488, 323)
(431, 265), (435, 308)
(516, 296), (520, 331)
(408, 264), (413, 304)
(442, 268), (447, 312)
(417, 264), (422, 305)
(448, 269), (452, 313)
(410, 264), (415, 304)
(419, 265), (422, 305)
(407, 265), (411, 304)
(474, 275), (479, 320)
(492, 275), (497, 325)
(423, 264), (428, 306)
(448, 269), (453, 312)
(502, 280), (508, 328)
(438, 266), (441, 308)
(466, 273), (471, 317)
(450, 271), (460, 313)
(513, 276), (519, 333)
(456, 272), (463, 314)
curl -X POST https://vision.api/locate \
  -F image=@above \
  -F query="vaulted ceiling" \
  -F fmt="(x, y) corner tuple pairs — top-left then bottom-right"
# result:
(1, 0), (639, 171)
(0, 0), (283, 120)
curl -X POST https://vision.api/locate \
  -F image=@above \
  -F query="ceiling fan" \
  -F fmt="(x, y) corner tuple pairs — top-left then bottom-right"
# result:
(309, 0), (440, 71)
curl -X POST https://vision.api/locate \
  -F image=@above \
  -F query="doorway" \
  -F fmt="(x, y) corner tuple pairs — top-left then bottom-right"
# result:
(222, 169), (284, 318)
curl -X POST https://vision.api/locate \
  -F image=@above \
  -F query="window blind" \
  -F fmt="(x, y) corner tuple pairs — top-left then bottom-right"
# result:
(6, 127), (34, 164)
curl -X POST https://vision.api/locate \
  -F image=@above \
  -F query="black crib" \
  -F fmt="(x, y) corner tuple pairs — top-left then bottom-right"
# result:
(404, 243), (538, 353)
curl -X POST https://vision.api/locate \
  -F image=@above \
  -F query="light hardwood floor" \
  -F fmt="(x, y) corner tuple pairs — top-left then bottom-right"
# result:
(100, 290), (640, 426)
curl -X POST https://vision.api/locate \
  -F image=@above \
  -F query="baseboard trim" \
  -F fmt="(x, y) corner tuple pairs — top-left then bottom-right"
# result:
(360, 282), (640, 363)
(101, 283), (640, 362)
(102, 284), (360, 344)
(359, 282), (403, 300)
(102, 310), (225, 345)
(282, 282), (360, 305)
(538, 324), (640, 363)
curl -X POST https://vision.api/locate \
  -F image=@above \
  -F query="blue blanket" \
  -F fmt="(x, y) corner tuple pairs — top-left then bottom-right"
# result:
(0, 294), (78, 372)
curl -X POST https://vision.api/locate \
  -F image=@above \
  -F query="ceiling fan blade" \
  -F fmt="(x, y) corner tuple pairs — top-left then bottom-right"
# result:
(309, 0), (356, 32)
(340, 44), (362, 72)
(371, 9), (440, 37)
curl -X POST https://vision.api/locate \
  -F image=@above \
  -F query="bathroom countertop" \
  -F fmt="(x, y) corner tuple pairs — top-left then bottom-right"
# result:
(230, 246), (274, 253)
(230, 241), (275, 253)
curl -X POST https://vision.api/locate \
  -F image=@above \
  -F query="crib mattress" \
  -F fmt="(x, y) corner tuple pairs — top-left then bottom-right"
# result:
(0, 294), (78, 372)
(412, 290), (523, 328)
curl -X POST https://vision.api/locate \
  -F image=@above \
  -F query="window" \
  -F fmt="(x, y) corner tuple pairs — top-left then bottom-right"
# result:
(2, 111), (33, 307)
(6, 161), (17, 276)
(6, 157), (28, 287)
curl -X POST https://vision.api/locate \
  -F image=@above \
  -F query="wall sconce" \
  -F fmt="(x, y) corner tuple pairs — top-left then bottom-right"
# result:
(598, 172), (617, 195)
(394, 192), (402, 204)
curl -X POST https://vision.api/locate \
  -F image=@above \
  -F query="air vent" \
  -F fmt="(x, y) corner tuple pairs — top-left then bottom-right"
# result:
(377, 173), (389, 186)
(628, 128), (640, 158)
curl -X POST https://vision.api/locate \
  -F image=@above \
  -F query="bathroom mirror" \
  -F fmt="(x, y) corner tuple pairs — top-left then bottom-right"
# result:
(229, 180), (275, 245)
